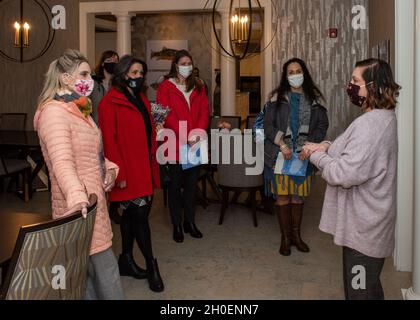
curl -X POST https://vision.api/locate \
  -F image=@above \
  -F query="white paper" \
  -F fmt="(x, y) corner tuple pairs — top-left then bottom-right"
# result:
(274, 152), (285, 175)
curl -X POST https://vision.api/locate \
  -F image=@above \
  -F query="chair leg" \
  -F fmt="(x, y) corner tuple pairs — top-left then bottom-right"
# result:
(251, 190), (258, 228)
(196, 186), (208, 210)
(208, 173), (223, 201)
(219, 189), (229, 225)
(23, 169), (30, 202)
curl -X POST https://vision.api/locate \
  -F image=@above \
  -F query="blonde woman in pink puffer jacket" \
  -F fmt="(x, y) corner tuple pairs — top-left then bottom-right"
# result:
(34, 49), (124, 300)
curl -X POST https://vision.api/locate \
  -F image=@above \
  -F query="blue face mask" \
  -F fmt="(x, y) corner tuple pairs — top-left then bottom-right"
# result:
(288, 74), (304, 88)
(178, 65), (193, 79)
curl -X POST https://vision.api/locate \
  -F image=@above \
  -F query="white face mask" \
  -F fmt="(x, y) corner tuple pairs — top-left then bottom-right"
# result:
(178, 65), (193, 79)
(288, 74), (304, 89)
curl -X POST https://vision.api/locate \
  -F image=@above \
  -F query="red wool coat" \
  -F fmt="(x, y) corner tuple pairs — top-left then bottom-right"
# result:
(156, 79), (209, 161)
(98, 87), (160, 202)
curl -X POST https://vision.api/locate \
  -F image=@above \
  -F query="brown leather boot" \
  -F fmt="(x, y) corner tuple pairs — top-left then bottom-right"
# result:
(275, 205), (292, 256)
(290, 203), (310, 253)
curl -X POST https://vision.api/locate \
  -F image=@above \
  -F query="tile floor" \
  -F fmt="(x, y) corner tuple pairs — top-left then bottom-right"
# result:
(0, 178), (411, 300)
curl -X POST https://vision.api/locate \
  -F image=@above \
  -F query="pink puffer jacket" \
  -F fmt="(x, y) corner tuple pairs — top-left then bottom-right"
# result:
(34, 100), (119, 256)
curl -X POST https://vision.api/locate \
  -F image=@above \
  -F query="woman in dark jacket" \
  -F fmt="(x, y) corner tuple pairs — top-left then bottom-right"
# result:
(91, 50), (119, 123)
(98, 55), (164, 292)
(264, 58), (329, 256)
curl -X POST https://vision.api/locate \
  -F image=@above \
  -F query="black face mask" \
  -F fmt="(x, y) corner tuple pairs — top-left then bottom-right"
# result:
(103, 62), (117, 75)
(126, 77), (145, 95)
(346, 82), (366, 107)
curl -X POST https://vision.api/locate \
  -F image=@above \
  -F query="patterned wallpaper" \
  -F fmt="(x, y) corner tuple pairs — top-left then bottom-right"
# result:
(272, 0), (369, 139)
(132, 13), (214, 104)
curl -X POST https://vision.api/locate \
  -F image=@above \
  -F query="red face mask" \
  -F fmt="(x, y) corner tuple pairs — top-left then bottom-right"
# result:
(346, 82), (373, 107)
(346, 83), (365, 107)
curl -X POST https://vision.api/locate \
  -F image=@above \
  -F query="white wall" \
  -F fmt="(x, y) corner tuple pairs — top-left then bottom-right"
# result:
(95, 32), (117, 67)
(394, 0), (416, 272)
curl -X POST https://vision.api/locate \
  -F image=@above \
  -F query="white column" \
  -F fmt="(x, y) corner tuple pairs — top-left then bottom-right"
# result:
(395, 0), (415, 273)
(406, 0), (420, 301)
(219, 10), (237, 116)
(262, 0), (273, 104)
(113, 11), (134, 57)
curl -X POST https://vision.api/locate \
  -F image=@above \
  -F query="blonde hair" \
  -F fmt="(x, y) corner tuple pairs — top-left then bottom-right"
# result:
(37, 49), (89, 108)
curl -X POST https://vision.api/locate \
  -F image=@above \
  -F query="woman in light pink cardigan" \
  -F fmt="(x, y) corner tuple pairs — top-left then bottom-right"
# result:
(34, 49), (124, 300)
(303, 59), (401, 300)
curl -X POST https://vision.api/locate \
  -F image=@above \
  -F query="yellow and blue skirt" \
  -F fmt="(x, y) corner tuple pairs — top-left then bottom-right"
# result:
(264, 166), (315, 198)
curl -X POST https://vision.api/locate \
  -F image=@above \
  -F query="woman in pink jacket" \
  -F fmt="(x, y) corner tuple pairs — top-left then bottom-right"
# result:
(34, 49), (124, 300)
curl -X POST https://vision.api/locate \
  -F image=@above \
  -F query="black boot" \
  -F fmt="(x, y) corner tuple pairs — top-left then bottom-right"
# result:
(275, 205), (292, 256)
(183, 222), (203, 239)
(118, 253), (147, 279)
(147, 259), (164, 292)
(173, 225), (184, 243)
(290, 204), (310, 253)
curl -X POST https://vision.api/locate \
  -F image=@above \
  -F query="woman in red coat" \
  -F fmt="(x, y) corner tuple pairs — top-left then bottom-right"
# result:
(157, 50), (209, 243)
(98, 55), (164, 292)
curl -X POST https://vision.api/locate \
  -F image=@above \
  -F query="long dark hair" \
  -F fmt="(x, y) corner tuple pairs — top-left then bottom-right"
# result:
(166, 50), (203, 93)
(355, 58), (401, 111)
(271, 58), (324, 104)
(112, 55), (148, 92)
(94, 50), (119, 81)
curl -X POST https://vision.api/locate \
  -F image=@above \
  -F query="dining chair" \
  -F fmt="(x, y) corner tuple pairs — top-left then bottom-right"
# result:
(0, 146), (32, 202)
(195, 116), (243, 205)
(216, 131), (264, 227)
(246, 115), (257, 130)
(0, 195), (97, 300)
(209, 116), (242, 131)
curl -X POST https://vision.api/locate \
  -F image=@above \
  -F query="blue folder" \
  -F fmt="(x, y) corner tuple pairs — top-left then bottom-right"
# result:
(180, 144), (203, 170)
(281, 153), (309, 177)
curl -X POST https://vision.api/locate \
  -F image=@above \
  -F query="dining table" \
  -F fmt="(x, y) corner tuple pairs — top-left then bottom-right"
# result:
(0, 130), (40, 149)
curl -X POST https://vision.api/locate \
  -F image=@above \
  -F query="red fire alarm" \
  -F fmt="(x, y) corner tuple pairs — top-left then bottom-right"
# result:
(329, 28), (338, 38)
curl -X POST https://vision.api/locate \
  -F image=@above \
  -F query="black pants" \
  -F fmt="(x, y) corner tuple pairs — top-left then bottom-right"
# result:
(167, 164), (200, 226)
(120, 200), (154, 265)
(343, 247), (385, 300)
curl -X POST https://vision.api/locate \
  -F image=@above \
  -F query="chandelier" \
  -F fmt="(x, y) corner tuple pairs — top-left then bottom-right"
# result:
(204, 0), (276, 60)
(0, 0), (55, 63)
